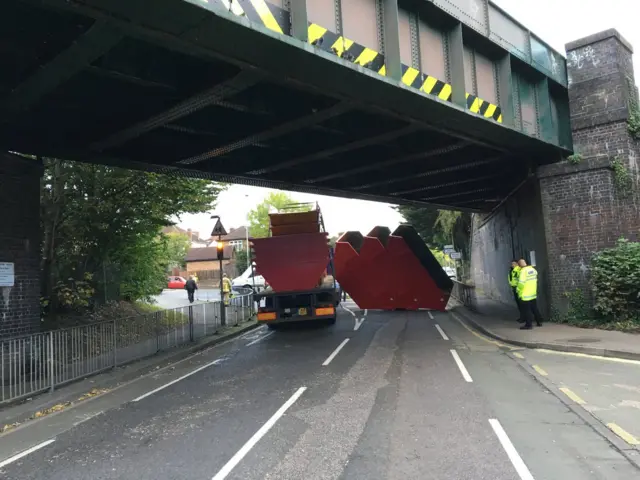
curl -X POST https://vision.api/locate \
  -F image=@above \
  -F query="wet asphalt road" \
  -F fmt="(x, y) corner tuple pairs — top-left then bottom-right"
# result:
(1, 306), (639, 479)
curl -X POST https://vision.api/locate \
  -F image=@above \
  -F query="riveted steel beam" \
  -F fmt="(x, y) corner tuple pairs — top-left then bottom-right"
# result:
(2, 21), (123, 114)
(91, 70), (262, 151)
(289, 0), (308, 42)
(497, 54), (515, 127)
(306, 141), (470, 184)
(178, 102), (352, 166)
(536, 78), (554, 143)
(249, 125), (419, 175)
(352, 156), (505, 191)
(382, 0), (402, 80)
(447, 23), (467, 109)
(389, 172), (501, 196)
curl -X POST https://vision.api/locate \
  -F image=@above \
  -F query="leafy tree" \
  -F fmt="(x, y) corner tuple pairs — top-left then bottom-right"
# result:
(395, 206), (448, 247)
(247, 192), (310, 238)
(40, 159), (225, 312)
(235, 249), (250, 275)
(163, 233), (191, 271)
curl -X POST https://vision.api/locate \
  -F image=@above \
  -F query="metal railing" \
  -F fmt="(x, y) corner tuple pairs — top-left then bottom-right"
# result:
(451, 281), (478, 312)
(1, 294), (254, 405)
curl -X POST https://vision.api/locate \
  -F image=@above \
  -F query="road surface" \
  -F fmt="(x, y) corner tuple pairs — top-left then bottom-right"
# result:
(151, 288), (222, 310)
(1, 306), (638, 479)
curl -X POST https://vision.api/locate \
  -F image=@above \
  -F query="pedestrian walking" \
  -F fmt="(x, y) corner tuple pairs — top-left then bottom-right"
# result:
(185, 275), (198, 304)
(509, 260), (522, 322)
(516, 259), (544, 330)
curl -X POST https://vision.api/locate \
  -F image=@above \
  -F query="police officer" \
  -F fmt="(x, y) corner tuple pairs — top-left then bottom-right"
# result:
(516, 259), (544, 330)
(509, 261), (522, 322)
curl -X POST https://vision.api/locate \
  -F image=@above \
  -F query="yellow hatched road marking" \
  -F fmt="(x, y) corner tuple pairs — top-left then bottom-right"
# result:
(607, 423), (640, 445)
(513, 352), (525, 359)
(560, 387), (586, 405)
(532, 365), (548, 376)
(249, 0), (283, 34)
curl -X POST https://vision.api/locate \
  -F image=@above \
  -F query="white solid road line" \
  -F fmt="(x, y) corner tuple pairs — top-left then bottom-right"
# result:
(489, 419), (535, 480)
(428, 311), (434, 320)
(0, 439), (56, 469)
(212, 387), (307, 480)
(354, 317), (365, 331)
(322, 339), (350, 366)
(450, 349), (473, 382)
(341, 304), (357, 318)
(133, 357), (226, 402)
(435, 324), (449, 340)
(246, 331), (274, 346)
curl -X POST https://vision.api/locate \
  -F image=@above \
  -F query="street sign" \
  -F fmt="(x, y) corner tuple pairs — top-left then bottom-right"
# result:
(211, 218), (228, 237)
(450, 252), (462, 260)
(444, 245), (454, 250)
(0, 262), (15, 287)
(444, 245), (455, 255)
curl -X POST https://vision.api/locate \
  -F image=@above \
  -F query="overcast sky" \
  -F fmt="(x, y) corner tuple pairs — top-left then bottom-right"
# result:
(177, 0), (638, 238)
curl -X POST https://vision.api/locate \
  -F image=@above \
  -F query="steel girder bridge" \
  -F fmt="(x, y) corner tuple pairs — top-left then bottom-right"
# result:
(0, 0), (572, 211)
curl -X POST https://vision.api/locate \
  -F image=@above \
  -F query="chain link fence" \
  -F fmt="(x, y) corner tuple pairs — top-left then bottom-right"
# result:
(1, 294), (254, 405)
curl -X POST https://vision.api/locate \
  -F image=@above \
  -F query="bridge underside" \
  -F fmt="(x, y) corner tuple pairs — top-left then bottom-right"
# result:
(0, 0), (568, 211)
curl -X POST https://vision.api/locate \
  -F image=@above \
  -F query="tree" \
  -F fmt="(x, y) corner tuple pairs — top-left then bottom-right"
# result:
(395, 206), (447, 247)
(163, 233), (192, 271)
(235, 249), (250, 275)
(40, 159), (225, 312)
(247, 192), (310, 238)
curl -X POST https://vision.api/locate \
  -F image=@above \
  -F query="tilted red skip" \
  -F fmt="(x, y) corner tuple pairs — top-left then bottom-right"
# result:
(334, 225), (453, 311)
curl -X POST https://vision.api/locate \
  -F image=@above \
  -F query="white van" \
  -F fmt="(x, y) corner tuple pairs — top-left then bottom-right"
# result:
(232, 264), (266, 292)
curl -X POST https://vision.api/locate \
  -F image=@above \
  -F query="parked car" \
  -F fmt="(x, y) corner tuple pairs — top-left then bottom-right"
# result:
(167, 276), (187, 289)
(232, 264), (266, 292)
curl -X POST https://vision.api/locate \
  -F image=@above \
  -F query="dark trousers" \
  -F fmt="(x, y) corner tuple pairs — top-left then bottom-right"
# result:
(519, 298), (543, 327)
(187, 289), (195, 303)
(512, 288), (521, 318)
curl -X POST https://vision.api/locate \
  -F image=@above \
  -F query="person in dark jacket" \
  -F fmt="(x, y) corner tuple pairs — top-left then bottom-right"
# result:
(185, 276), (198, 303)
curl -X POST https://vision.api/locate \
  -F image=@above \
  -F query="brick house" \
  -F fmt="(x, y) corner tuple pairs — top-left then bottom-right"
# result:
(185, 244), (236, 278)
(212, 226), (252, 252)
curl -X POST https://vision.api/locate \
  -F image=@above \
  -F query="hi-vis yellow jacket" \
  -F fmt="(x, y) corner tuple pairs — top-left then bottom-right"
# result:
(509, 267), (521, 288)
(517, 266), (538, 301)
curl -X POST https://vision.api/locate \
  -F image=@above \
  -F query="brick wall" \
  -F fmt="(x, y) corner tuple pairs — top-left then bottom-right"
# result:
(0, 153), (43, 339)
(538, 29), (640, 314)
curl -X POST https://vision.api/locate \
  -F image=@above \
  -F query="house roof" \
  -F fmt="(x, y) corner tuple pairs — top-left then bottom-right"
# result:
(218, 226), (251, 241)
(185, 245), (235, 262)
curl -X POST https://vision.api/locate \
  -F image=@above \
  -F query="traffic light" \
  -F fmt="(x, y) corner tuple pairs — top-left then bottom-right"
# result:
(215, 241), (224, 261)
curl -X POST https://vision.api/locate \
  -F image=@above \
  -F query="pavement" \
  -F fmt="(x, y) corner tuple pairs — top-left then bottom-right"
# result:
(455, 298), (640, 360)
(151, 289), (222, 310)
(1, 304), (639, 479)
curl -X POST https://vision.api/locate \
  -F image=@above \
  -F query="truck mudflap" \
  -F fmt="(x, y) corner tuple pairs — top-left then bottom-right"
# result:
(334, 225), (453, 311)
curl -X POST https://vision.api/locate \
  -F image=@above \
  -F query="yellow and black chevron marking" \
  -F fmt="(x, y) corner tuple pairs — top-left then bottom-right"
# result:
(216, 4), (504, 124)
(217, 0), (290, 35)
(307, 23), (386, 74)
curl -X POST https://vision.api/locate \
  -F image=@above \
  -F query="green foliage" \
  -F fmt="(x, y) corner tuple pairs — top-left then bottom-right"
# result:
(591, 238), (640, 322)
(54, 272), (96, 311)
(628, 109), (640, 140)
(163, 232), (191, 271)
(40, 159), (224, 314)
(567, 153), (583, 165)
(247, 192), (309, 238)
(235, 249), (249, 275)
(610, 157), (633, 197)
(396, 206), (471, 261)
(558, 289), (592, 325)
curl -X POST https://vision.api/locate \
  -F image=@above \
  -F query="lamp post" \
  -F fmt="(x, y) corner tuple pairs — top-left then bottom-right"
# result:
(211, 215), (228, 326)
